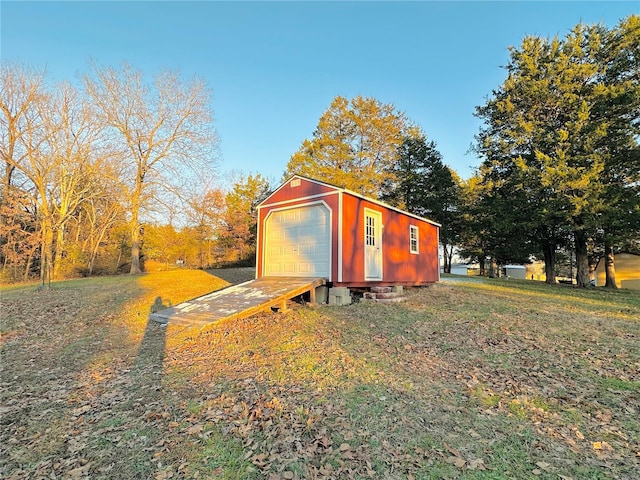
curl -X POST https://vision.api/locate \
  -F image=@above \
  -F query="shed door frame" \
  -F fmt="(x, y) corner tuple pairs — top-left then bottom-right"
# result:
(364, 208), (383, 280)
(262, 201), (332, 280)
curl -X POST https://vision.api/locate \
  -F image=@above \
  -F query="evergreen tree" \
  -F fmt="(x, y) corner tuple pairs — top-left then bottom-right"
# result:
(385, 132), (460, 272)
(596, 15), (640, 287)
(474, 21), (633, 287)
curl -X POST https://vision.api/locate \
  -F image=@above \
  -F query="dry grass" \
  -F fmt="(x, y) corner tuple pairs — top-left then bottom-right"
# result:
(1, 271), (639, 479)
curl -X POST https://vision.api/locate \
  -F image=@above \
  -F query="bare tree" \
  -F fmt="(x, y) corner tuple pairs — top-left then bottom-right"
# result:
(1, 63), (47, 278)
(36, 83), (106, 278)
(0, 62), (47, 191)
(2, 64), (112, 283)
(1, 66), (57, 284)
(84, 62), (218, 274)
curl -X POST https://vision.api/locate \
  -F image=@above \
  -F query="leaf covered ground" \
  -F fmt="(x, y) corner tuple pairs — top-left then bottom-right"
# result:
(1, 271), (639, 479)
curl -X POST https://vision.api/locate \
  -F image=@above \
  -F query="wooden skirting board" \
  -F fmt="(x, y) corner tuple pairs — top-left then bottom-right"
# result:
(149, 276), (326, 328)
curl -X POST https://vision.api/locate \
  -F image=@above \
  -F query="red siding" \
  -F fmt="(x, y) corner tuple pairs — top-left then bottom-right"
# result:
(338, 194), (439, 286)
(261, 177), (339, 206)
(257, 176), (440, 287)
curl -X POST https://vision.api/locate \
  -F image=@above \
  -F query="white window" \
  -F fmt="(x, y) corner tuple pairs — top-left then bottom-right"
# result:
(366, 214), (376, 247)
(410, 225), (419, 254)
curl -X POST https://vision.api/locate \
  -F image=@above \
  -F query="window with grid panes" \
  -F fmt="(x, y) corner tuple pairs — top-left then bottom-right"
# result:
(410, 225), (419, 254)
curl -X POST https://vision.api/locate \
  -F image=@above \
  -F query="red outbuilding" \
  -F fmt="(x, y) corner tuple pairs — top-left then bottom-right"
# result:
(256, 175), (440, 287)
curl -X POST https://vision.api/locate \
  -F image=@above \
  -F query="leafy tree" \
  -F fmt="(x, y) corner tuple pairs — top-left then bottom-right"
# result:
(456, 175), (488, 275)
(186, 186), (225, 269)
(595, 15), (640, 288)
(0, 186), (40, 280)
(475, 23), (616, 286)
(385, 132), (461, 272)
(143, 223), (184, 268)
(286, 95), (407, 198)
(457, 167), (537, 278)
(84, 62), (218, 274)
(217, 173), (272, 264)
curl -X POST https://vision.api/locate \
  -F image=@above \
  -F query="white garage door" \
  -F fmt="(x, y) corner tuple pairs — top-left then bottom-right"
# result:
(264, 204), (330, 277)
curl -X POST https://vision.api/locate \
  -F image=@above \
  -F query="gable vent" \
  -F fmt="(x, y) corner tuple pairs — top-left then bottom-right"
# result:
(290, 178), (301, 187)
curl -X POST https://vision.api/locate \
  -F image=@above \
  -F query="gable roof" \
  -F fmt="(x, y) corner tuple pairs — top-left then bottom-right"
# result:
(259, 174), (441, 227)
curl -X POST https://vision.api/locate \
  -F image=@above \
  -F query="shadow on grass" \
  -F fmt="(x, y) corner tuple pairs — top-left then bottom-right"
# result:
(130, 297), (170, 399)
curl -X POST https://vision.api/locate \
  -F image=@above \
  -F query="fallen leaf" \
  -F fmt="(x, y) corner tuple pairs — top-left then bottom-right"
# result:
(536, 461), (552, 471)
(67, 464), (91, 478)
(468, 429), (481, 439)
(444, 443), (462, 457)
(342, 450), (355, 459)
(445, 456), (466, 468)
(468, 458), (486, 470)
(72, 405), (91, 416)
(154, 469), (174, 480)
(186, 424), (204, 435)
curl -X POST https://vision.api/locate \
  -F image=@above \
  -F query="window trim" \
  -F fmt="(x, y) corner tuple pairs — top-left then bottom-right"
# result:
(410, 225), (419, 254)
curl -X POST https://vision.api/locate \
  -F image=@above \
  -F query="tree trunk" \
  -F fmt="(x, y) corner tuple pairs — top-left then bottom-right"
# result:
(479, 257), (486, 277)
(442, 245), (449, 274)
(574, 230), (590, 288)
(40, 219), (54, 288)
(52, 225), (65, 280)
(130, 219), (142, 274)
(115, 237), (124, 273)
(88, 224), (109, 276)
(604, 242), (617, 289)
(488, 257), (498, 278)
(588, 254), (599, 282)
(24, 247), (35, 281)
(542, 241), (556, 284)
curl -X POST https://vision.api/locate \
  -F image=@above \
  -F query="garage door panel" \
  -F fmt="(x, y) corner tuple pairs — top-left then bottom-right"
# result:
(265, 204), (330, 278)
(299, 208), (311, 220)
(266, 263), (280, 275)
(282, 262), (296, 274)
(299, 244), (312, 255)
(314, 241), (329, 252)
(299, 263), (311, 274)
(298, 226), (311, 237)
(313, 224), (327, 235)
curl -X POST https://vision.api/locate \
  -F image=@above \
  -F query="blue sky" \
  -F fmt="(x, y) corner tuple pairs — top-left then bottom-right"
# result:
(2, 1), (638, 185)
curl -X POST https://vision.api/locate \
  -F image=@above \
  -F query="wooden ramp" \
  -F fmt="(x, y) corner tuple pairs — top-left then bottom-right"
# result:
(149, 276), (326, 328)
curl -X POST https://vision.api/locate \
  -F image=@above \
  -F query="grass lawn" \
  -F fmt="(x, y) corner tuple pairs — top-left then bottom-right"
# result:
(1, 271), (639, 479)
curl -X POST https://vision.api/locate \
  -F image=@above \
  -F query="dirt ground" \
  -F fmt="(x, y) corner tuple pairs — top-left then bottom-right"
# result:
(205, 266), (256, 285)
